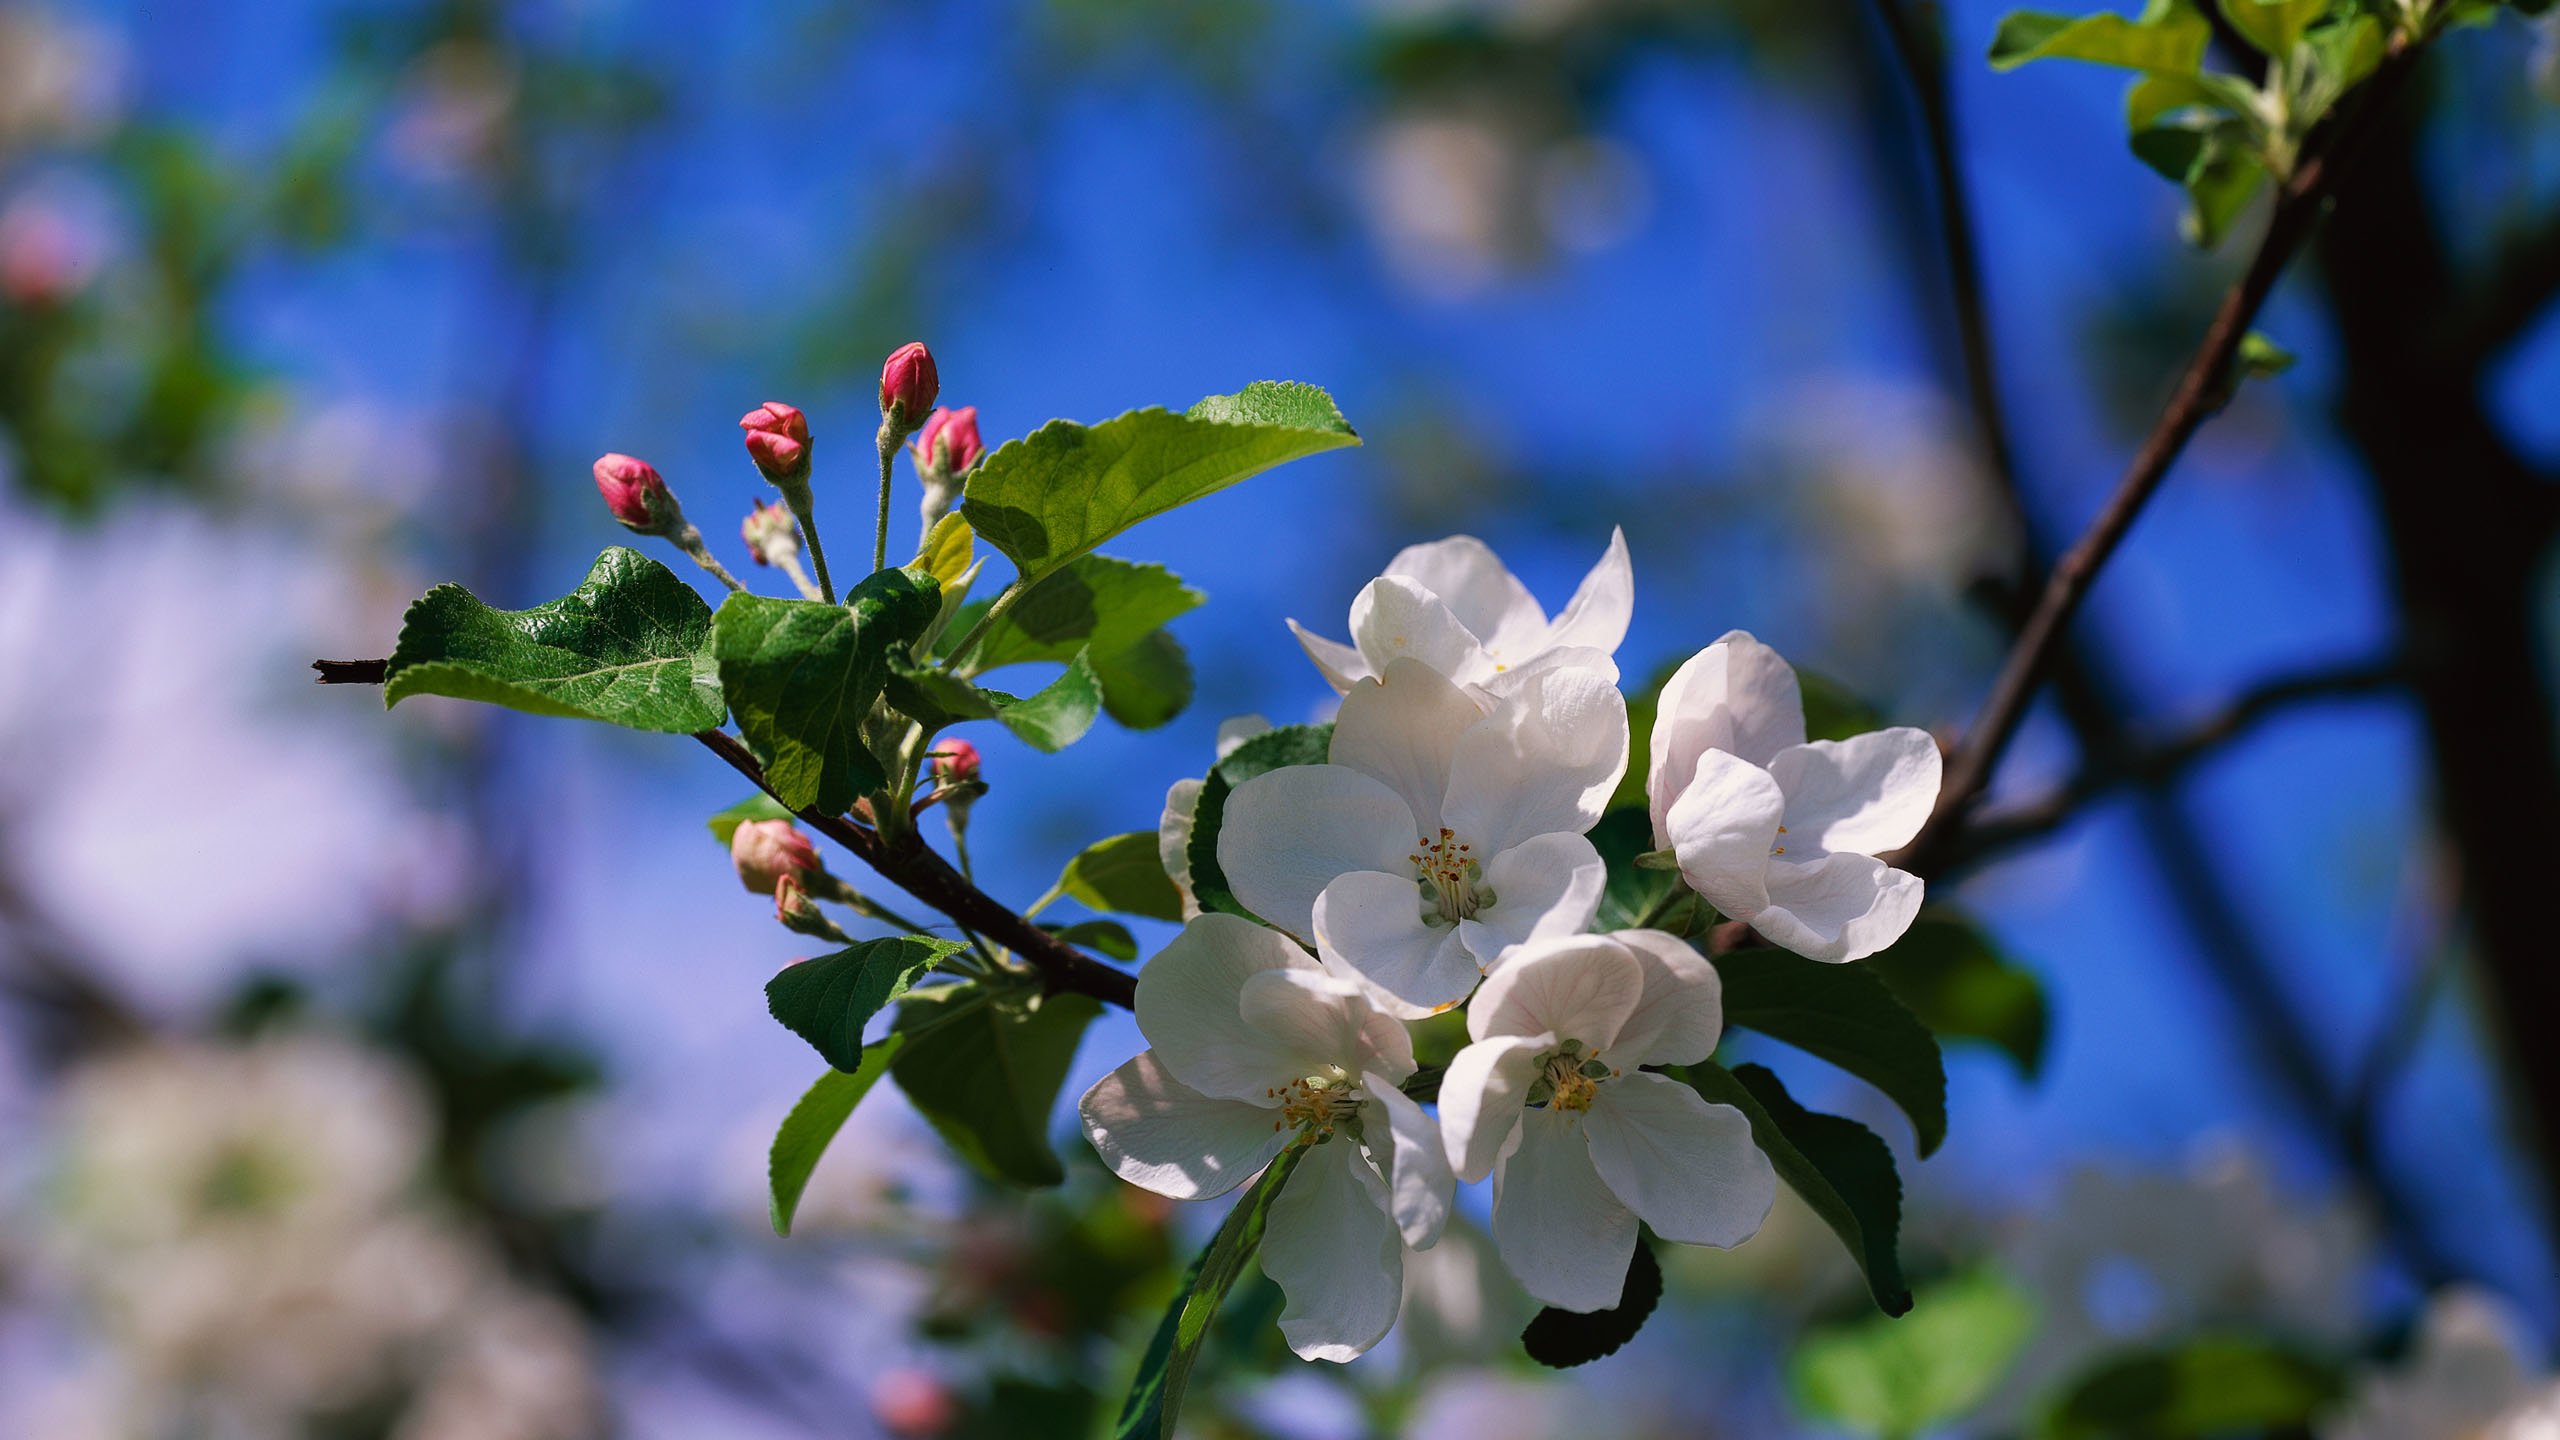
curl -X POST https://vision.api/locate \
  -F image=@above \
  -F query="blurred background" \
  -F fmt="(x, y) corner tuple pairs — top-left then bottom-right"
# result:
(1, 0), (2556, 1435)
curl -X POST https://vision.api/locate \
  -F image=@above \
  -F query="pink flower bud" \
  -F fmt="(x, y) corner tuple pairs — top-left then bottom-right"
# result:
(930, 739), (981, 786)
(732, 819), (819, 896)
(592, 453), (678, 535)
(870, 1368), (958, 1438)
(877, 342), (939, 426)
(739, 401), (811, 486)
(772, 873), (824, 931)
(910, 406), (984, 479)
(740, 498), (799, 567)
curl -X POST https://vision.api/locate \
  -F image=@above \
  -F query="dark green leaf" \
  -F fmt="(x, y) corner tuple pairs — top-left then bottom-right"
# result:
(713, 569), (942, 813)
(765, 937), (968, 1072)
(1988, 1), (2211, 74)
(1679, 1061), (1911, 1315)
(1715, 949), (1949, 1156)
(963, 382), (1358, 588)
(997, 651), (1104, 752)
(893, 985), (1101, 1187)
(1094, 628), (1195, 730)
(768, 1043), (906, 1236)
(1521, 1240), (1664, 1368)
(1058, 832), (1186, 922)
(1183, 723), (1336, 921)
(2219, 0), (2328, 58)
(1799, 669), (1888, 743)
(1044, 919), (1140, 962)
(2041, 1335), (2346, 1439)
(1869, 915), (2049, 1079)
(707, 794), (796, 848)
(384, 547), (724, 732)
(883, 664), (1004, 734)
(1790, 1268), (2038, 1435)
(1114, 1146), (1307, 1440)
(1590, 806), (1679, 931)
(956, 556), (1202, 674)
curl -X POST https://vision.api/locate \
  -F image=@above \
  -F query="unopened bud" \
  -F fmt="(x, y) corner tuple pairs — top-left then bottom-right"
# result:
(593, 453), (680, 535)
(870, 1368), (958, 1438)
(739, 401), (812, 487)
(930, 740), (981, 787)
(732, 819), (820, 896)
(773, 873), (849, 942)
(740, 498), (800, 567)
(877, 342), (939, 433)
(910, 406), (983, 480)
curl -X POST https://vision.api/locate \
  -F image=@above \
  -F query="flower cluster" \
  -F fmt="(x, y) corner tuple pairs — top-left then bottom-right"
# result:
(1083, 533), (1944, 1359)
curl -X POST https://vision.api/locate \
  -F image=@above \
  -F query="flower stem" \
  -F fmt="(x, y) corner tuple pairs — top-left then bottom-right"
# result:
(669, 525), (745, 593)
(939, 578), (1026, 673)
(774, 477), (835, 605)
(873, 424), (899, 575)
(776, 551), (824, 602)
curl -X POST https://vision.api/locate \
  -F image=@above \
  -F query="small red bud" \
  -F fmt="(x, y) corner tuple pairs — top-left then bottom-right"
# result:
(870, 1368), (957, 1438)
(592, 453), (677, 535)
(732, 819), (820, 896)
(877, 342), (939, 428)
(739, 401), (812, 487)
(910, 406), (984, 479)
(740, 498), (798, 567)
(930, 739), (981, 787)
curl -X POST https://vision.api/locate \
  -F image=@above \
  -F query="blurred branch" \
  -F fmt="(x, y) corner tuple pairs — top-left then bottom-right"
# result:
(1909, 32), (2431, 867)
(1946, 657), (2406, 865)
(2446, 211), (2560, 365)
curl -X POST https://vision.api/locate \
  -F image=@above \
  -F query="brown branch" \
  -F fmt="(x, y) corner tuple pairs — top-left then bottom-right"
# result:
(1946, 657), (2406, 865)
(2446, 209), (2560, 365)
(1907, 34), (2429, 870)
(313, 658), (388, 684)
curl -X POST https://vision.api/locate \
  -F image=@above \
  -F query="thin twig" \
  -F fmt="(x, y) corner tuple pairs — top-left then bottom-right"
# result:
(1908, 35), (2429, 867)
(1948, 657), (2405, 864)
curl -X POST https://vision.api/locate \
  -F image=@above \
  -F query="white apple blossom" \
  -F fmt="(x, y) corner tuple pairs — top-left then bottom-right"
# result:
(1078, 914), (1454, 1362)
(1438, 931), (1775, 1312)
(1290, 529), (1631, 693)
(2325, 1287), (2560, 1440)
(1648, 630), (1940, 963)
(1217, 656), (1624, 1016)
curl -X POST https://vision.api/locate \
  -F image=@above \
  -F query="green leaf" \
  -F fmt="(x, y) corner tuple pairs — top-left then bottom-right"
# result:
(1715, 949), (1949, 1157)
(958, 556), (1202, 674)
(1094, 628), (1195, 731)
(1790, 1268), (2038, 1436)
(892, 984), (1101, 1187)
(1867, 915), (2049, 1080)
(707, 794), (796, 848)
(383, 547), (724, 733)
(768, 1043), (906, 1237)
(2040, 1335), (2346, 1439)
(2220, 0), (2329, 58)
(1800, 669), (1889, 743)
(1679, 1061), (1911, 1315)
(2238, 329), (2296, 379)
(1114, 1145), (1307, 1440)
(712, 569), (942, 813)
(1988, 0), (2212, 74)
(2125, 70), (2258, 129)
(2132, 119), (2268, 249)
(1043, 919), (1140, 962)
(996, 650), (1105, 752)
(1520, 1241), (1664, 1368)
(962, 381), (1358, 587)
(1182, 723), (1337, 922)
(1590, 806), (1680, 931)
(765, 937), (969, 1072)
(1058, 832), (1186, 922)
(2304, 13), (2384, 90)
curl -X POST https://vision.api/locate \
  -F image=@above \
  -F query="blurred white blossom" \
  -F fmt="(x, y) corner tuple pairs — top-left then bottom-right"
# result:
(2326, 1287), (2560, 1440)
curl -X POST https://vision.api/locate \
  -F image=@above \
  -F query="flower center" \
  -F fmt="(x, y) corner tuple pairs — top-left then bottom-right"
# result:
(1409, 827), (1494, 925)
(1267, 1069), (1365, 1139)
(1525, 1038), (1616, 1114)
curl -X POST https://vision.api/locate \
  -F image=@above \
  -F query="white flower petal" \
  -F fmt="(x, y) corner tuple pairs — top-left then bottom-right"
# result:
(1466, 936), (1644, 1051)
(1313, 870), (1481, 1017)
(1288, 618), (1372, 693)
(1215, 713), (1273, 758)
(1219, 764), (1417, 937)
(1439, 1031), (1550, 1183)
(1331, 657), (1485, 834)
(1539, 527), (1632, 659)
(1441, 667), (1627, 853)
(1765, 729), (1943, 858)
(1583, 1071), (1775, 1248)
(1138, 914), (1325, 1100)
(1477, 643), (1622, 696)
(1648, 631), (1805, 843)
(1383, 534), (1546, 659)
(1664, 749), (1787, 922)
(1078, 1052), (1290, 1200)
(1754, 852), (1925, 963)
(1159, 777), (1205, 920)
(1236, 968), (1379, 1075)
(1604, 930), (1725, 1068)
(1461, 831), (1606, 963)
(1491, 1108), (1640, 1312)
(1351, 575), (1495, 686)
(1265, 1136), (1405, 1363)
(1365, 1075), (1453, 1250)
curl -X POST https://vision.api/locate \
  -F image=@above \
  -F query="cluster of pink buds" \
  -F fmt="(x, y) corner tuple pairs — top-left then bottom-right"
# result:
(735, 819), (856, 942)
(740, 498), (800, 567)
